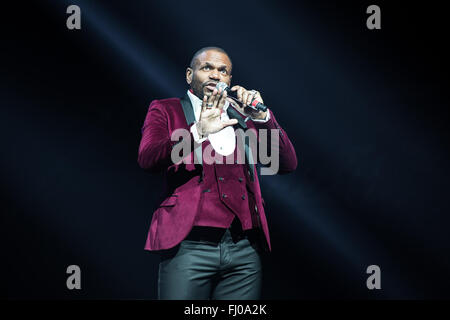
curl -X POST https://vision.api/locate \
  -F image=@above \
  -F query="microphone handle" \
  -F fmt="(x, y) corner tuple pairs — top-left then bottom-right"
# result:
(225, 88), (268, 112)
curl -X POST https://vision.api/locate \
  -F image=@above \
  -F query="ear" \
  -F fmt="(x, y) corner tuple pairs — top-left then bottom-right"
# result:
(186, 67), (193, 84)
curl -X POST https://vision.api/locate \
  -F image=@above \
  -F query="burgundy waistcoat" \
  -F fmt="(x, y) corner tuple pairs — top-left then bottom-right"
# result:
(194, 138), (260, 230)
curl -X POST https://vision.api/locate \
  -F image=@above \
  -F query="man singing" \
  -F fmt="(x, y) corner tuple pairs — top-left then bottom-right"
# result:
(138, 46), (297, 299)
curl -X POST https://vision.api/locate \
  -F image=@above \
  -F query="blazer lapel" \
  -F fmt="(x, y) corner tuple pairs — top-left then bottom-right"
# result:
(180, 94), (196, 126)
(179, 94), (203, 166)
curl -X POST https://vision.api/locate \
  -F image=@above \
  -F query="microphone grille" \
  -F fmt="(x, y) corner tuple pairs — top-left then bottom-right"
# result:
(216, 82), (228, 91)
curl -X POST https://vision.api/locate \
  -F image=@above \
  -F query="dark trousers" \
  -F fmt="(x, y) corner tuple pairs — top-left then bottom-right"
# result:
(157, 221), (263, 300)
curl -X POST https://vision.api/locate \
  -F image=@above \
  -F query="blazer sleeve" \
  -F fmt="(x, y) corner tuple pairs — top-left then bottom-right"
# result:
(252, 109), (298, 174)
(137, 100), (195, 172)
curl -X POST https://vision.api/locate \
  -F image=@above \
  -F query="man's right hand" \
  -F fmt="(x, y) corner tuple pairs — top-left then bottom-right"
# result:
(196, 88), (238, 138)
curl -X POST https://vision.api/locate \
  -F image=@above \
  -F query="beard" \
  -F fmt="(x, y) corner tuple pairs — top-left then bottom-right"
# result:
(190, 75), (220, 99)
(189, 75), (205, 100)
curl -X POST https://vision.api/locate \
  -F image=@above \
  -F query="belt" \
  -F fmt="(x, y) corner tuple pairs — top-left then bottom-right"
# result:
(184, 226), (227, 243)
(185, 218), (259, 244)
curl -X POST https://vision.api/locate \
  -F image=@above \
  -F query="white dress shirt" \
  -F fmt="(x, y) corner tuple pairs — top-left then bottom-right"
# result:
(187, 90), (270, 156)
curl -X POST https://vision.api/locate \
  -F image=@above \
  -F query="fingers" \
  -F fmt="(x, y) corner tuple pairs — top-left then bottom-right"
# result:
(208, 88), (218, 108)
(253, 91), (263, 104)
(242, 90), (256, 106)
(230, 86), (245, 101)
(234, 86), (261, 106)
(201, 95), (208, 113)
(244, 92), (249, 106)
(202, 89), (219, 112)
(206, 87), (228, 110)
(215, 88), (223, 108)
(228, 84), (264, 108)
(246, 91), (256, 106)
(237, 87), (244, 102)
(255, 92), (262, 101)
(217, 90), (227, 111)
(221, 119), (238, 128)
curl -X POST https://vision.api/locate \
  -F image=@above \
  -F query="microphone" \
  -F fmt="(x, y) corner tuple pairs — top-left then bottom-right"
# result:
(216, 82), (268, 112)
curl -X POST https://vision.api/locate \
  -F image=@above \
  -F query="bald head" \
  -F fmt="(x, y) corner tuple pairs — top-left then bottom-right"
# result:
(189, 46), (232, 73)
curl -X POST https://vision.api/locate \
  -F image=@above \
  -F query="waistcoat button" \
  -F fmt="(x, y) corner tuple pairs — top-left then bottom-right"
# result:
(222, 193), (227, 198)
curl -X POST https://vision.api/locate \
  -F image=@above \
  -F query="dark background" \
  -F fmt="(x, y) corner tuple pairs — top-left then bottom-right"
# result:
(2, 0), (449, 299)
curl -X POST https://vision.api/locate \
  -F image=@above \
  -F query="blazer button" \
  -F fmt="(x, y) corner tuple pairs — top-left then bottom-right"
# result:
(219, 177), (224, 181)
(242, 194), (246, 200)
(222, 193), (227, 198)
(238, 177), (243, 182)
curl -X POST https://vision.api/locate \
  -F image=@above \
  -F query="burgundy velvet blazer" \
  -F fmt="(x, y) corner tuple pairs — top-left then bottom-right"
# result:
(138, 96), (297, 251)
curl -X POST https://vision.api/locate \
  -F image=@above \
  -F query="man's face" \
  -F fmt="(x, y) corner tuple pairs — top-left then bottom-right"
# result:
(186, 50), (232, 99)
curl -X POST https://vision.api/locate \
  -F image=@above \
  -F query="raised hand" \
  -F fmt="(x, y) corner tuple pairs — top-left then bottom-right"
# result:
(196, 88), (238, 138)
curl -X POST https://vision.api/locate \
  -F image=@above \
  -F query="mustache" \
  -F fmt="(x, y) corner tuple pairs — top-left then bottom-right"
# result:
(203, 81), (218, 87)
